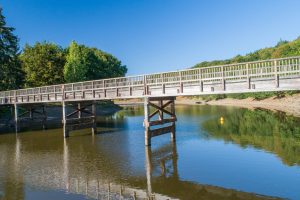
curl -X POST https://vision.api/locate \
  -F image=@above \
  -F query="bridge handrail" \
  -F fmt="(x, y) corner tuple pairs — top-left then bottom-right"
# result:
(0, 56), (300, 99)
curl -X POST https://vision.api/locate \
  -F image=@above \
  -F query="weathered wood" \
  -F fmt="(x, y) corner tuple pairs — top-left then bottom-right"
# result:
(144, 97), (176, 145)
(144, 98), (150, 146)
(150, 125), (175, 138)
(62, 101), (97, 137)
(148, 100), (173, 119)
(148, 118), (176, 126)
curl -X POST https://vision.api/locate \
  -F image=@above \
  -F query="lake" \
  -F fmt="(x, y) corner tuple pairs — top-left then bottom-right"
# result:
(1, 105), (300, 200)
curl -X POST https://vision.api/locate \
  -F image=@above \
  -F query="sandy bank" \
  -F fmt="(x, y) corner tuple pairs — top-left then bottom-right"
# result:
(115, 94), (300, 117)
(206, 94), (300, 117)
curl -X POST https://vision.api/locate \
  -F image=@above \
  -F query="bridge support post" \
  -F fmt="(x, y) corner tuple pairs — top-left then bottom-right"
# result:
(62, 101), (68, 138)
(62, 101), (97, 138)
(91, 101), (97, 136)
(143, 96), (177, 146)
(14, 103), (19, 124)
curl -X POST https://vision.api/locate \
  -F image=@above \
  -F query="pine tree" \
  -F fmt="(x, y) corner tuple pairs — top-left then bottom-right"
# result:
(0, 7), (23, 90)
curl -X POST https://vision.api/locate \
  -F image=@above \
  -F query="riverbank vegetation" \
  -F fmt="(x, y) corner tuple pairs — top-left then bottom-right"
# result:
(193, 37), (300, 100)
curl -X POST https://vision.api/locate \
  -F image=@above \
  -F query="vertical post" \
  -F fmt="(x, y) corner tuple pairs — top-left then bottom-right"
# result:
(14, 103), (18, 123)
(39, 88), (42, 101)
(199, 68), (203, 92)
(221, 66), (226, 91)
(92, 101), (97, 136)
(62, 101), (68, 138)
(129, 86), (133, 96)
(170, 99), (176, 142)
(162, 84), (165, 94)
(92, 81), (95, 99)
(103, 80), (106, 98)
(54, 86), (57, 101)
(143, 75), (147, 95)
(275, 60), (279, 88)
(29, 106), (33, 119)
(172, 141), (179, 179)
(42, 105), (47, 130)
(144, 97), (151, 146)
(246, 63), (251, 89)
(179, 71), (183, 93)
(78, 103), (81, 118)
(14, 90), (17, 104)
(145, 147), (152, 197)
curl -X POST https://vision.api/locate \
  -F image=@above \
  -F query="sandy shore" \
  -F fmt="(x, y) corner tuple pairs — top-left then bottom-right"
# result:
(206, 94), (300, 117)
(115, 94), (300, 117)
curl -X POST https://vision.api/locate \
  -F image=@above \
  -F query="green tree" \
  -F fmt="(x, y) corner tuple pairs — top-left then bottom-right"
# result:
(64, 41), (127, 83)
(0, 7), (23, 90)
(20, 42), (66, 87)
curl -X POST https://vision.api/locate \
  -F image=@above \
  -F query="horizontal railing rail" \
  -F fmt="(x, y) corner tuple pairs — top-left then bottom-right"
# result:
(1, 56), (300, 104)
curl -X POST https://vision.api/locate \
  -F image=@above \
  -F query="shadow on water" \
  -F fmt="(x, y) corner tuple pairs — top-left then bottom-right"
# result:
(1, 105), (299, 199)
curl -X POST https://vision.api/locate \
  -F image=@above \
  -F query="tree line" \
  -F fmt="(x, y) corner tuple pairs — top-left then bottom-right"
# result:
(193, 37), (300, 68)
(193, 37), (300, 99)
(0, 8), (127, 91)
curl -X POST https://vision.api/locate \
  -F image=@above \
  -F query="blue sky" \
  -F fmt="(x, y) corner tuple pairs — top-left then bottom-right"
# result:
(1, 0), (300, 75)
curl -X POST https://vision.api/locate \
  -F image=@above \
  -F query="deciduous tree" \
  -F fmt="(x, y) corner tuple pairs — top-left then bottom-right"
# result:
(20, 42), (66, 87)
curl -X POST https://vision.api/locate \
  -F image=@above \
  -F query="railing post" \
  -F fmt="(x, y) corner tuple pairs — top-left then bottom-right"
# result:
(104, 80), (107, 98)
(199, 68), (203, 92)
(179, 71), (183, 93)
(54, 86), (57, 101)
(275, 60), (279, 88)
(246, 63), (251, 89)
(143, 75), (148, 95)
(39, 88), (42, 101)
(92, 81), (95, 99)
(221, 66), (226, 91)
(14, 90), (17, 103)
(62, 85), (66, 100)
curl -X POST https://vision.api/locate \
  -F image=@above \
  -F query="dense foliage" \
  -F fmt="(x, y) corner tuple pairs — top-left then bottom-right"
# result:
(194, 38), (300, 68)
(193, 37), (300, 99)
(64, 41), (127, 82)
(0, 8), (23, 90)
(20, 42), (66, 87)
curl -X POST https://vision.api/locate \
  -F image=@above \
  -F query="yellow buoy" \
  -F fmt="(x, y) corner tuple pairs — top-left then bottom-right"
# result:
(220, 117), (224, 125)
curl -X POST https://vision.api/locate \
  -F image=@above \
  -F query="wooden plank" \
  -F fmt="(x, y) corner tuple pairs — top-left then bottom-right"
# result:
(148, 118), (176, 126)
(148, 96), (175, 101)
(150, 124), (175, 138)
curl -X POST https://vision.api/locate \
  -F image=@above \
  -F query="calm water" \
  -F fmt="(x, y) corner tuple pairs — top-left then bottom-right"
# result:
(1, 105), (300, 200)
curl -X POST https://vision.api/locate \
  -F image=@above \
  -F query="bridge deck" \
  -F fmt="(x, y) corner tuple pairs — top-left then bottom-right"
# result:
(1, 56), (300, 105)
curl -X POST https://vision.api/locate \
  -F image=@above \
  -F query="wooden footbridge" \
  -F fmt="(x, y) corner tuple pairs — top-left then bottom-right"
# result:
(1, 56), (300, 145)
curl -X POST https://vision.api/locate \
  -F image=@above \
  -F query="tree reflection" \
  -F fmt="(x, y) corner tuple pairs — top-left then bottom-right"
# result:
(202, 108), (300, 166)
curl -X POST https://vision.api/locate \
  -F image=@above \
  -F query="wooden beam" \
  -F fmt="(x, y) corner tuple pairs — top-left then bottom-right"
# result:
(149, 102), (174, 117)
(148, 118), (176, 126)
(150, 124), (175, 138)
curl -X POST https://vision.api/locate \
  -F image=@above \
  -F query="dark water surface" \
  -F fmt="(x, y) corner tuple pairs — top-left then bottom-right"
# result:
(1, 105), (300, 200)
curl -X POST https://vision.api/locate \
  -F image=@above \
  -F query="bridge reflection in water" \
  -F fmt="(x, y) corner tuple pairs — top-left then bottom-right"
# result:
(0, 127), (281, 200)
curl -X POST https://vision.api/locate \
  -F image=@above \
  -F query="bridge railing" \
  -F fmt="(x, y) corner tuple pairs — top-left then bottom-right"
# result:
(0, 56), (300, 104)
